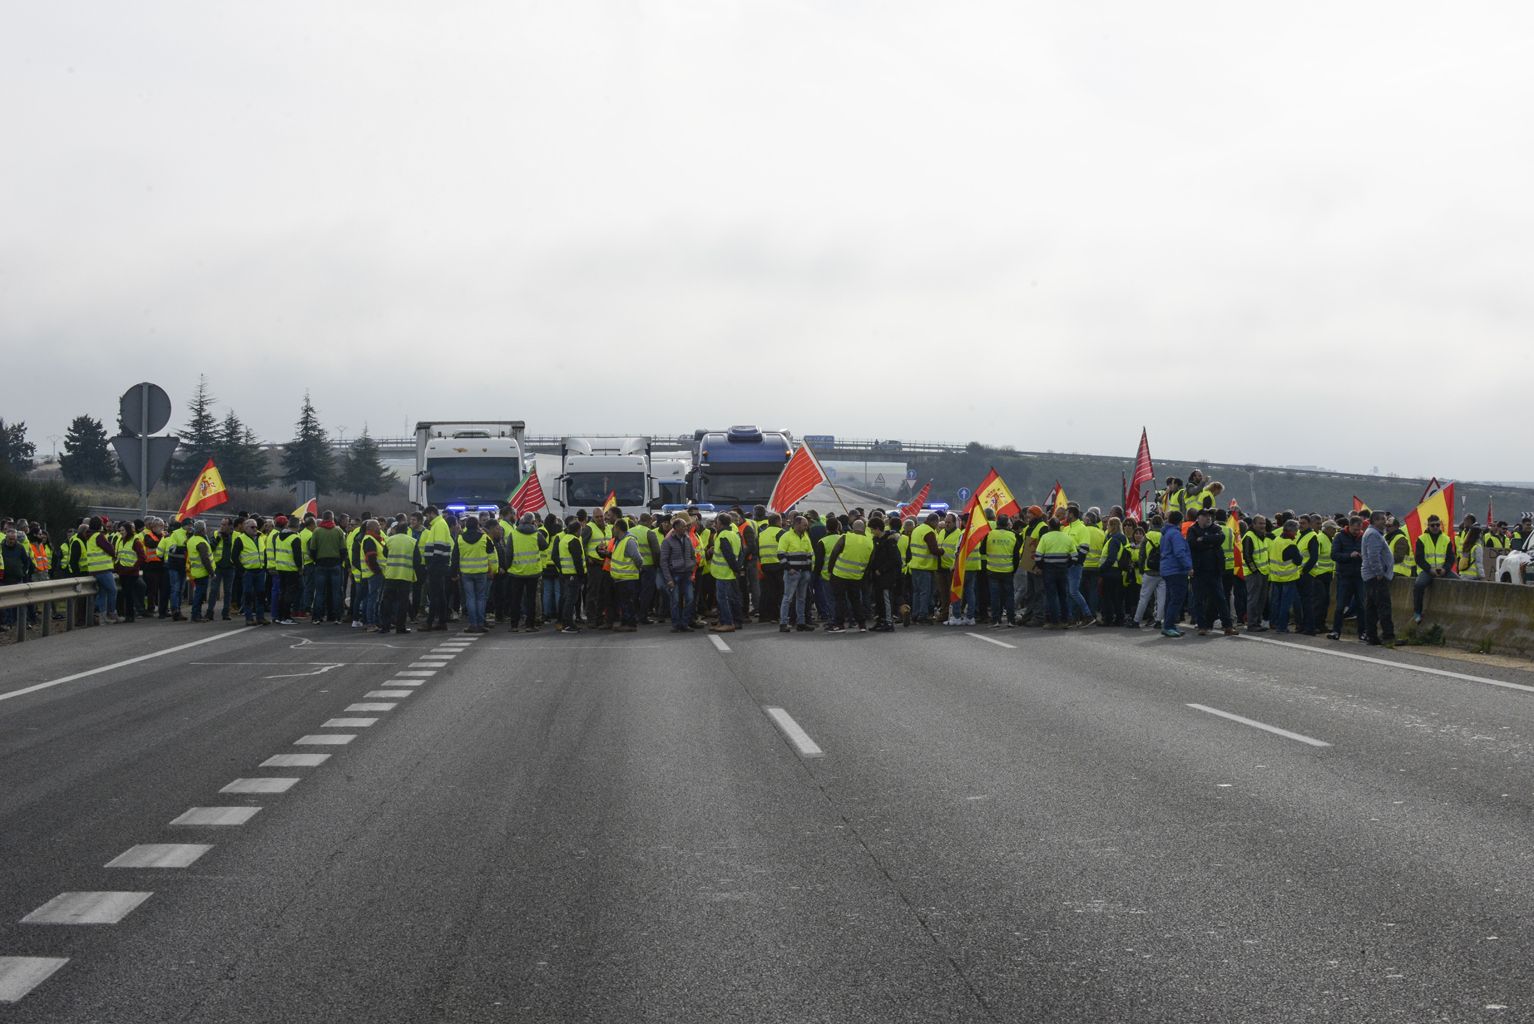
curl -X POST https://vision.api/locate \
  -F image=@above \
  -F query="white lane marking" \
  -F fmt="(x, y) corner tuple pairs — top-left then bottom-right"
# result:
(389, 679), (427, 687)
(1240, 634), (1534, 696)
(220, 778), (299, 795)
(764, 706), (824, 758)
(0, 630), (243, 703)
(1186, 703), (1333, 748)
(170, 806), (262, 826)
(411, 660), (452, 667)
(295, 734), (355, 745)
(0, 956), (69, 1003)
(22, 891), (152, 925)
(261, 753), (330, 767)
(106, 844), (212, 869)
(710, 635), (732, 653)
(395, 670), (437, 678)
(366, 689), (413, 698)
(346, 702), (397, 712)
(966, 632), (1017, 650)
(322, 717), (378, 728)
(264, 664), (346, 679)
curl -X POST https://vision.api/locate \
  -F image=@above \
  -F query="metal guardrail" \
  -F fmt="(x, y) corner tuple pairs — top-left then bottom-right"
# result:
(0, 577), (99, 644)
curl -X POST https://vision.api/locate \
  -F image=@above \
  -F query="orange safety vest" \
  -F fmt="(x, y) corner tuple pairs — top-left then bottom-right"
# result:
(29, 541), (50, 572)
(141, 532), (163, 563)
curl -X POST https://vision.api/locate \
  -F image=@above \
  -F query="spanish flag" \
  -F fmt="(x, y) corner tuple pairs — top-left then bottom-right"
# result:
(949, 468), (1021, 603)
(1405, 479), (1455, 548)
(292, 498), (318, 519)
(1046, 481), (1070, 515)
(600, 490), (618, 513)
(177, 458), (230, 521)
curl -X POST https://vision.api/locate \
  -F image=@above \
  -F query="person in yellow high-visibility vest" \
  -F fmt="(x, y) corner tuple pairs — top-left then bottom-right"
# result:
(826, 519), (873, 632)
(709, 513), (744, 632)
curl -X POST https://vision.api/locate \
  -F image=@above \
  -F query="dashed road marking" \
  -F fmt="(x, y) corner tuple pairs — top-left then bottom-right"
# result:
(106, 844), (212, 869)
(388, 679), (427, 687)
(764, 706), (824, 758)
(0, 957), (69, 1003)
(220, 778), (299, 795)
(366, 689), (413, 698)
(295, 734), (355, 745)
(261, 753), (330, 767)
(171, 806), (262, 826)
(1239, 634), (1534, 696)
(22, 891), (152, 925)
(1186, 703), (1332, 748)
(396, 670), (437, 678)
(710, 635), (732, 653)
(0, 631), (242, 703)
(410, 661), (450, 668)
(966, 632), (1017, 649)
(323, 717), (378, 728)
(345, 702), (397, 712)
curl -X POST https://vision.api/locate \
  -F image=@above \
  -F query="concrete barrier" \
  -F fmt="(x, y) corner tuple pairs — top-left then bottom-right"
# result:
(1389, 576), (1534, 656)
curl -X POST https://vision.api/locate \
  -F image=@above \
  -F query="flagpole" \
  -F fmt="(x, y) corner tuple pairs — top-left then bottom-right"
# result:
(807, 441), (850, 516)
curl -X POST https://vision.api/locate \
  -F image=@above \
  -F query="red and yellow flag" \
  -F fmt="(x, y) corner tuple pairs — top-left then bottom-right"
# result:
(1405, 479), (1454, 548)
(177, 458), (229, 521)
(600, 490), (617, 513)
(292, 498), (318, 520)
(949, 469), (1020, 603)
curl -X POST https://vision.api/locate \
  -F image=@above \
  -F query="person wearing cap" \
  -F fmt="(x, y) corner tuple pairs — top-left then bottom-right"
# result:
(1265, 519), (1306, 634)
(505, 512), (547, 632)
(1411, 514), (1457, 624)
(1188, 508), (1235, 636)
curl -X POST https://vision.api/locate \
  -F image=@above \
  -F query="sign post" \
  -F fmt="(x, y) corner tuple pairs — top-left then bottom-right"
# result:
(112, 382), (178, 516)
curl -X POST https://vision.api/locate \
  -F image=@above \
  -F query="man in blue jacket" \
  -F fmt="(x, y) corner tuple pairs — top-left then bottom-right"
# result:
(1158, 511), (1192, 639)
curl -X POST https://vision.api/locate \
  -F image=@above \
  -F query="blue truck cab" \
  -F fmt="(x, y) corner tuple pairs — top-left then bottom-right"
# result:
(687, 425), (793, 509)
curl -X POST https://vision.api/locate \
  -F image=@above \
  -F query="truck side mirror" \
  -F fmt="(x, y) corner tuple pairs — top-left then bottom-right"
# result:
(648, 497), (665, 511)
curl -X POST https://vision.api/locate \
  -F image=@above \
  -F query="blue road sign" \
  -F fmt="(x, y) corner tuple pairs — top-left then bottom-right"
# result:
(906, 467), (918, 482)
(957, 486), (972, 503)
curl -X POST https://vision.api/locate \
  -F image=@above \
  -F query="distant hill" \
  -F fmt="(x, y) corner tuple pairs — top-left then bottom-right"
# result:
(894, 443), (1533, 522)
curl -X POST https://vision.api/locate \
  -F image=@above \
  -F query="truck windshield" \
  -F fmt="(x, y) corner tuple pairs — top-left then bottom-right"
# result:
(698, 472), (782, 506)
(566, 472), (646, 508)
(426, 457), (522, 506)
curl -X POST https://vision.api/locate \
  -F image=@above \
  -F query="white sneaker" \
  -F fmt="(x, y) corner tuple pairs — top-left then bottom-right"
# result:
(944, 617), (960, 626)
(351, 621), (362, 629)
(963, 617), (976, 626)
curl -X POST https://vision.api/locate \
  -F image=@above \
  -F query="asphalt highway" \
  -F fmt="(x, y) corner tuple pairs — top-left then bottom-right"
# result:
(2, 617), (1533, 1022)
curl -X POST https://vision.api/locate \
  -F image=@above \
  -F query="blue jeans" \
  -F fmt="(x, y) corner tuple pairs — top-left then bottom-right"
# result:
(300, 564), (314, 615)
(461, 573), (489, 628)
(311, 564), (343, 621)
(987, 571), (1015, 624)
(716, 578), (738, 626)
(190, 577), (209, 618)
(542, 576), (561, 624)
(780, 568), (811, 625)
(93, 571), (118, 619)
(910, 570), (934, 621)
(242, 569), (268, 622)
(669, 577), (695, 628)
(1042, 564), (1070, 623)
(206, 567), (233, 618)
(167, 568), (184, 613)
(638, 567), (658, 621)
(1270, 581), (1298, 633)
(953, 571), (978, 620)
(1162, 574), (1189, 630)
(1066, 564), (1092, 620)
(814, 578), (834, 622)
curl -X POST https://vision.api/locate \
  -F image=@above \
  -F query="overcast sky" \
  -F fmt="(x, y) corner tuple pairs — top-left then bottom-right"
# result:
(4, 2), (1531, 480)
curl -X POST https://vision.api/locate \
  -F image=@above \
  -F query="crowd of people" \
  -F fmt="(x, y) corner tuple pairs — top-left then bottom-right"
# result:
(1, 468), (1526, 643)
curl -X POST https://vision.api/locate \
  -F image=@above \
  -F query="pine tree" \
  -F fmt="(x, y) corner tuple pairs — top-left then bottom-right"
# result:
(173, 375), (221, 484)
(339, 430), (394, 501)
(0, 419), (36, 473)
(214, 410), (271, 490)
(281, 393), (332, 491)
(60, 415), (116, 484)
